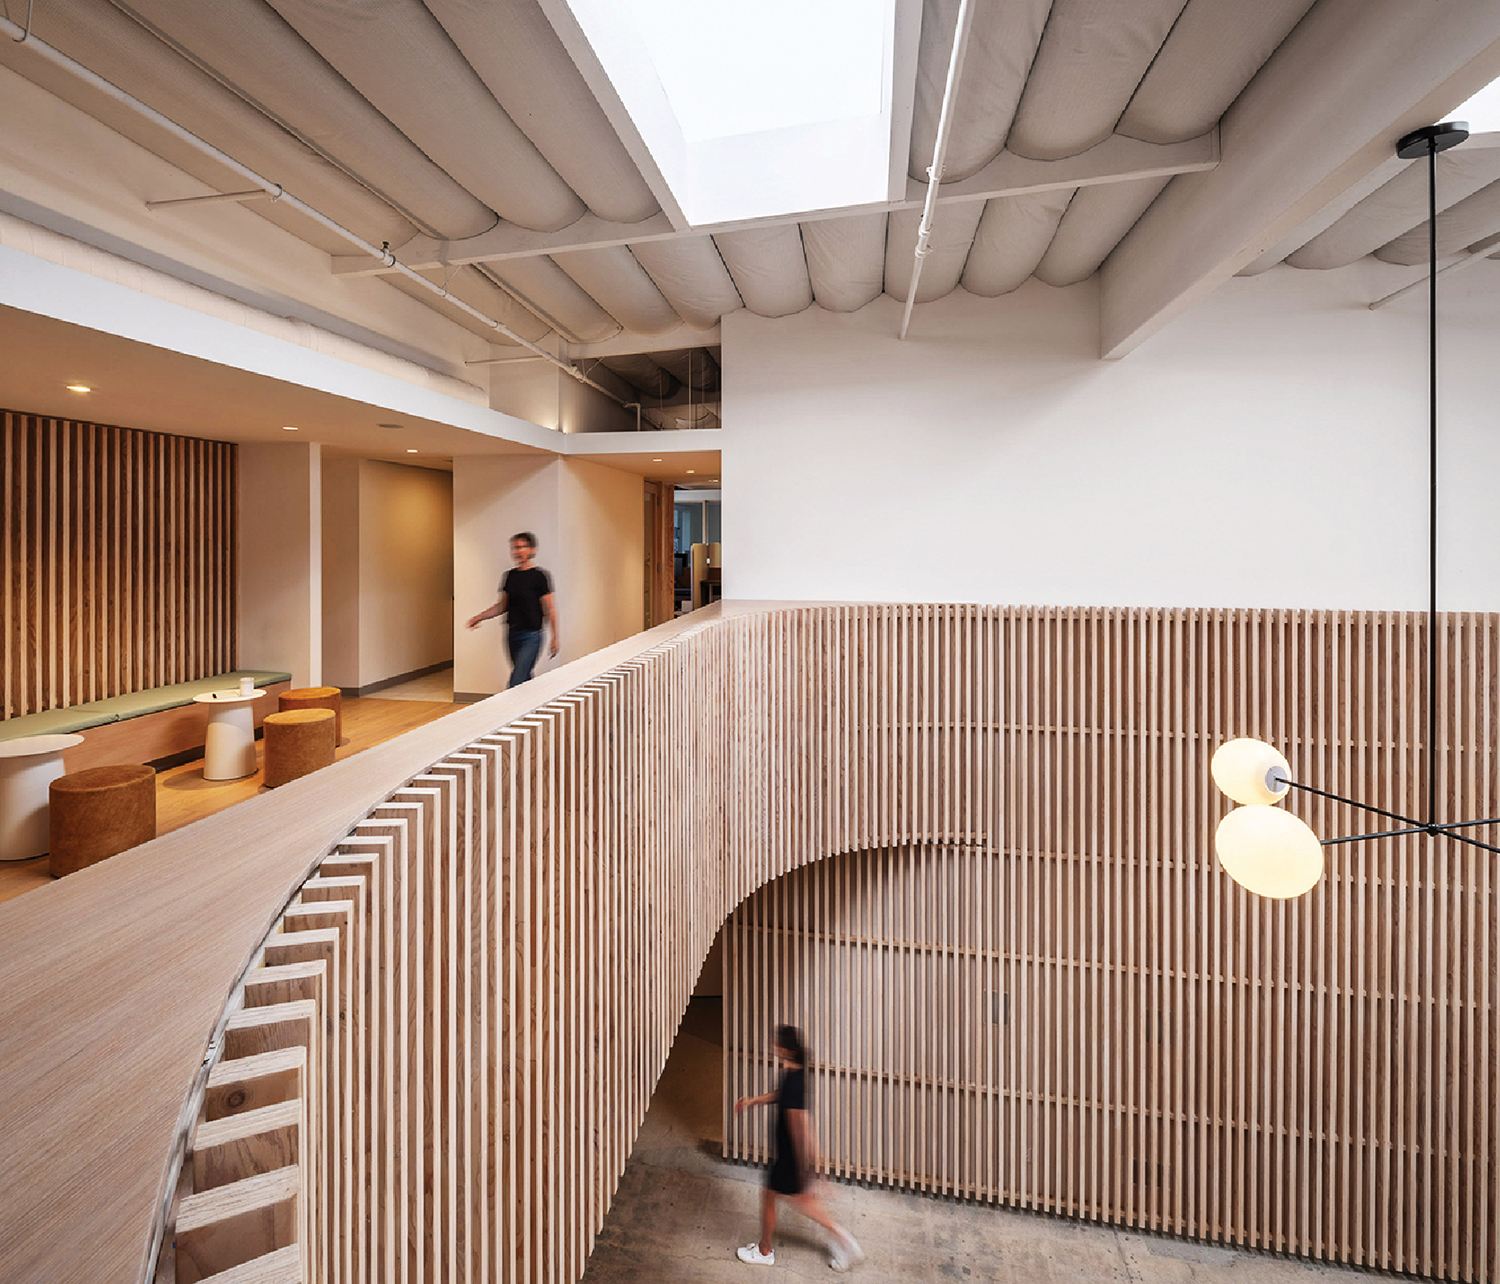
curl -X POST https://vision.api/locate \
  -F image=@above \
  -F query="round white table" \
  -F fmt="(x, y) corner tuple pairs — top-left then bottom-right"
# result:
(0, 733), (86, 861)
(194, 690), (266, 781)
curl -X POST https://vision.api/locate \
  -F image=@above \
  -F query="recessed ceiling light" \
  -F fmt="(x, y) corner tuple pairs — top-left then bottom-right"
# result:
(379, 422), (404, 429)
(66, 384), (90, 393)
(686, 469), (695, 474)
(407, 448), (418, 454)
(652, 457), (663, 462)
(282, 425), (299, 431)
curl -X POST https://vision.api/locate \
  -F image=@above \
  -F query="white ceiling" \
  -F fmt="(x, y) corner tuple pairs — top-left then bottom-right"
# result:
(0, 0), (1496, 406)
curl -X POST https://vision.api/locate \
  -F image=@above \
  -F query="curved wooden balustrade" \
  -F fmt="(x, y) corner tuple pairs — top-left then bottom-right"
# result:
(2, 603), (1498, 1283)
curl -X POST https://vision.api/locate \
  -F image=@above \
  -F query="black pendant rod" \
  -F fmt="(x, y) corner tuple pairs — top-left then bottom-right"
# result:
(1427, 135), (1439, 832)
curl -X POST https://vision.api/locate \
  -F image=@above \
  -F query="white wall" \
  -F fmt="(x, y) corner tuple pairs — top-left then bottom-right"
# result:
(239, 441), (321, 686)
(722, 265), (1500, 611)
(320, 456), (361, 689)
(358, 461), (454, 686)
(453, 456), (643, 697)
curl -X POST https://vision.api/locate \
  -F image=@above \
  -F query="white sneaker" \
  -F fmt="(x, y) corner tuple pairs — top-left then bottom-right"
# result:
(737, 1243), (775, 1266)
(828, 1231), (864, 1272)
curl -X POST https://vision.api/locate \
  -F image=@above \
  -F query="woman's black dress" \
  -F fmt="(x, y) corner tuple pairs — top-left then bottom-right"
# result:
(766, 1066), (807, 1195)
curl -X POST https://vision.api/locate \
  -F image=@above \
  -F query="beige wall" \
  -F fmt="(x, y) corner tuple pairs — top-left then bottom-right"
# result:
(321, 458), (453, 691)
(320, 456), (361, 690)
(556, 458), (648, 661)
(358, 461), (453, 687)
(452, 455), (643, 698)
(238, 440), (320, 687)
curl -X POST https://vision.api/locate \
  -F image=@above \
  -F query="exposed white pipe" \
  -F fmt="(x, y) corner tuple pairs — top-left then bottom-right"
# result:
(147, 188), (275, 210)
(1368, 242), (1500, 309)
(899, 0), (975, 341)
(0, 13), (628, 408)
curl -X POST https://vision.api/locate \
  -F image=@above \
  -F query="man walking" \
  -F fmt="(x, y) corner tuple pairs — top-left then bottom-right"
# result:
(465, 531), (560, 688)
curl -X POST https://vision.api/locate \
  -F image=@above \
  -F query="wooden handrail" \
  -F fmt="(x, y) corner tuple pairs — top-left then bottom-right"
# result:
(3, 603), (1497, 1284)
(0, 605), (738, 1284)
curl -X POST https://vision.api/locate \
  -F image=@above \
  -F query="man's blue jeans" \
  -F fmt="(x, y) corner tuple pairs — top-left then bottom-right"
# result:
(507, 628), (543, 687)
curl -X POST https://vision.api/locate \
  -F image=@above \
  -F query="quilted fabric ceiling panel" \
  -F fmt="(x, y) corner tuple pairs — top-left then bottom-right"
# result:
(1, 0), (1397, 406)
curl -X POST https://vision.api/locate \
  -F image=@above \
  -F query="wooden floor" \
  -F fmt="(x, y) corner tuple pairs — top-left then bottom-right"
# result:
(0, 694), (459, 906)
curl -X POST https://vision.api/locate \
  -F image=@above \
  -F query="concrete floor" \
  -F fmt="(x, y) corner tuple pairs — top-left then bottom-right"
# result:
(583, 999), (1380, 1284)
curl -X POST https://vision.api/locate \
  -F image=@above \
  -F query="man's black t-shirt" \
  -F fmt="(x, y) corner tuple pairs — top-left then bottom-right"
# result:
(500, 566), (552, 632)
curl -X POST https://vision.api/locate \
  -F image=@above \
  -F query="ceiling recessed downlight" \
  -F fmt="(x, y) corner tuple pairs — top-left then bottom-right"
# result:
(686, 469), (695, 474)
(66, 384), (90, 393)
(282, 425), (299, 431)
(379, 422), (404, 430)
(652, 458), (663, 462)
(406, 449), (418, 454)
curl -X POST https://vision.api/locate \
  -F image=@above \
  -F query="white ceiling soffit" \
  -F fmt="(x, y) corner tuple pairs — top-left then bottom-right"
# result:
(961, 190), (1073, 298)
(1034, 176), (1171, 287)
(0, 0), (425, 250)
(1009, 0), (1192, 161)
(712, 227), (814, 318)
(1377, 176), (1500, 264)
(802, 215), (888, 313)
(907, 0), (1050, 183)
(387, 267), (552, 345)
(885, 203), (984, 303)
(1286, 146), (1500, 269)
(627, 237), (743, 330)
(258, 0), (581, 232)
(550, 244), (682, 335)
(1115, 0), (1318, 144)
(107, 0), (493, 238)
(491, 255), (620, 344)
(421, 0), (658, 224)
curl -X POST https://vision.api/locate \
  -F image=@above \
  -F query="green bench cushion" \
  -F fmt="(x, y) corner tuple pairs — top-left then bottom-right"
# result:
(0, 671), (293, 741)
(0, 706), (118, 740)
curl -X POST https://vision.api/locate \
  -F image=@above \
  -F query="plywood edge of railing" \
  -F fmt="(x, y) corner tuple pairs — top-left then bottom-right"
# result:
(0, 602), (797, 1284)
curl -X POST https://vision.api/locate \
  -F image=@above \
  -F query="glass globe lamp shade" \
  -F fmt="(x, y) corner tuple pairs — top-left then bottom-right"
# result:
(1211, 738), (1291, 806)
(1215, 804), (1324, 899)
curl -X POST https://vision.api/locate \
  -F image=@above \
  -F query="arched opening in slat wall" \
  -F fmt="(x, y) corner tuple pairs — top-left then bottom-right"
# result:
(2, 605), (1494, 1283)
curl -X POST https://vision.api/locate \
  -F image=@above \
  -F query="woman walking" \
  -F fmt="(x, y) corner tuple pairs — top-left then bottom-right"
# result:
(734, 1025), (863, 1271)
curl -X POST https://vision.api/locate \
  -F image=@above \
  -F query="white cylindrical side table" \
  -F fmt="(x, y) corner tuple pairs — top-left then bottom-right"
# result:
(0, 733), (86, 861)
(194, 690), (266, 781)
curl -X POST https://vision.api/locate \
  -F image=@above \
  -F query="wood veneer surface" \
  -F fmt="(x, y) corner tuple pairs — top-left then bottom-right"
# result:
(2, 410), (237, 719)
(2, 605), (1497, 1284)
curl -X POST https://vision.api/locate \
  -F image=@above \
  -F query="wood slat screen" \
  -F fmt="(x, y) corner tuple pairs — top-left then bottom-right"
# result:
(1, 409), (236, 719)
(153, 605), (1498, 1284)
(725, 607), (1500, 1282)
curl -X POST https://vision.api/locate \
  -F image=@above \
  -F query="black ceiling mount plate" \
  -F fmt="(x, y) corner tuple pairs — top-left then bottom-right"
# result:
(1396, 121), (1470, 159)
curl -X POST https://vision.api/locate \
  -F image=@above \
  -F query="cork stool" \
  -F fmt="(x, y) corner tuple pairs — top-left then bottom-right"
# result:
(49, 764), (156, 878)
(263, 708), (336, 788)
(278, 686), (343, 745)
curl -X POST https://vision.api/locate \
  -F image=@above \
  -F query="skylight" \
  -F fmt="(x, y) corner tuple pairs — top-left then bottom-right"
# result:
(1451, 77), (1500, 133)
(562, 0), (908, 225)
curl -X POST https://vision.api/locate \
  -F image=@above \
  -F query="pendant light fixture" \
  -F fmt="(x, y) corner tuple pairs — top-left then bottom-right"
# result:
(1211, 119), (1500, 899)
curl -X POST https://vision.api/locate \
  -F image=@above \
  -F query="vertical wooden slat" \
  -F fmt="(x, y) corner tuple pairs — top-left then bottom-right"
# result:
(0, 411), (236, 719)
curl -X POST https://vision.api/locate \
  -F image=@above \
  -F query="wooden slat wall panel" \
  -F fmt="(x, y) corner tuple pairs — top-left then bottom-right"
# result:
(165, 605), (1500, 1284)
(1, 410), (236, 718)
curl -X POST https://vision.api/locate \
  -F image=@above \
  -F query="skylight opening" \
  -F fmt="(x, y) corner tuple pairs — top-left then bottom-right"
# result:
(1451, 77), (1500, 133)
(564, 0), (908, 225)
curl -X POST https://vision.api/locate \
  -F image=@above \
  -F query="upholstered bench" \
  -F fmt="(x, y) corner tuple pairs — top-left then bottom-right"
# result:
(0, 671), (292, 773)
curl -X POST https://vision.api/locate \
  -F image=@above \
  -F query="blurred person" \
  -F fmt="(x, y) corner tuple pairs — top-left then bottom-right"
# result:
(465, 531), (560, 688)
(733, 1024), (864, 1272)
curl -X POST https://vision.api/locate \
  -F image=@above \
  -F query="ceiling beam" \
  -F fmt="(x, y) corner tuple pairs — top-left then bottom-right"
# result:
(565, 324), (720, 360)
(1100, 0), (1500, 359)
(332, 132), (1218, 278)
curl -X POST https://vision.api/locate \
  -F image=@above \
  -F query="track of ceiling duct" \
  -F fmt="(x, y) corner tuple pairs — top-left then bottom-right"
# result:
(8, 0), (1469, 389)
